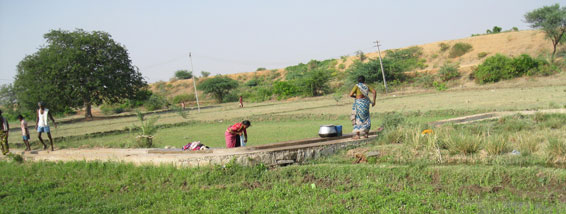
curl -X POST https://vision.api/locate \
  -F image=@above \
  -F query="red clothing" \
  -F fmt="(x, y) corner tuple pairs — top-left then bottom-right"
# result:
(225, 122), (247, 148)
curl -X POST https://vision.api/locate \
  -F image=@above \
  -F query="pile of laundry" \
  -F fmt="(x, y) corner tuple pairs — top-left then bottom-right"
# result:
(182, 141), (210, 151)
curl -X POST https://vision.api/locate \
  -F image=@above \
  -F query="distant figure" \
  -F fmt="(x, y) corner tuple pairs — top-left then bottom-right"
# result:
(349, 75), (376, 139)
(181, 101), (186, 110)
(36, 102), (57, 151)
(225, 120), (251, 148)
(239, 96), (244, 108)
(0, 110), (9, 155)
(17, 115), (31, 151)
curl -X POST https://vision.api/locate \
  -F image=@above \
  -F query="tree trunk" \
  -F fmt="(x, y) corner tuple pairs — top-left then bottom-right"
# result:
(84, 101), (93, 119)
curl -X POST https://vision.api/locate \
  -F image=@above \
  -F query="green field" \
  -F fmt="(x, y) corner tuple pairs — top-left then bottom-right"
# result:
(1, 161), (565, 213)
(2, 75), (566, 213)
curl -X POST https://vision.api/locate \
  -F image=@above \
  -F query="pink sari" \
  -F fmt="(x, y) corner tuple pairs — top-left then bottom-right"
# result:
(225, 123), (246, 148)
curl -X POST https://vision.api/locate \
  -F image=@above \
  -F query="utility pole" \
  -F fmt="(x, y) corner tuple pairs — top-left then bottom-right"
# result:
(374, 41), (388, 93)
(189, 52), (201, 112)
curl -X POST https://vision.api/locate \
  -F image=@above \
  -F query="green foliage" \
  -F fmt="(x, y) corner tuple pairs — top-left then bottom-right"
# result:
(512, 27), (519, 31)
(201, 71), (211, 77)
(449, 42), (473, 58)
(445, 133), (482, 155)
(433, 81), (447, 91)
(347, 47), (425, 85)
(273, 81), (300, 99)
(477, 52), (489, 59)
(473, 54), (516, 84)
(547, 137), (566, 159)
(486, 26), (502, 34)
(283, 59), (335, 97)
(245, 78), (261, 87)
(412, 72), (435, 88)
(197, 76), (239, 103)
(295, 68), (332, 96)
(245, 86), (273, 102)
(524, 3), (566, 60)
(474, 54), (552, 84)
(437, 62), (460, 81)
(381, 112), (405, 130)
(485, 135), (510, 155)
(13, 29), (147, 118)
(355, 50), (366, 61)
(438, 43), (450, 52)
(172, 93), (195, 104)
(174, 70), (192, 79)
(256, 67), (266, 71)
(144, 94), (168, 111)
(100, 104), (126, 115)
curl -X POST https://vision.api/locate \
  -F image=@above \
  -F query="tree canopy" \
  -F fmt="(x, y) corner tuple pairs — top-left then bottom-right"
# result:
(174, 70), (193, 79)
(525, 4), (566, 60)
(197, 76), (239, 103)
(14, 29), (147, 118)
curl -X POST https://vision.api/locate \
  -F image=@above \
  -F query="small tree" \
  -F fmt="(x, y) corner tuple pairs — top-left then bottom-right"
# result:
(131, 111), (159, 147)
(174, 70), (193, 79)
(201, 71), (210, 77)
(355, 50), (367, 61)
(525, 4), (566, 61)
(197, 76), (239, 103)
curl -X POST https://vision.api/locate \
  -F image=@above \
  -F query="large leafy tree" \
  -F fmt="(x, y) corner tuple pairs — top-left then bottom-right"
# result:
(14, 29), (147, 118)
(197, 76), (238, 103)
(525, 4), (566, 61)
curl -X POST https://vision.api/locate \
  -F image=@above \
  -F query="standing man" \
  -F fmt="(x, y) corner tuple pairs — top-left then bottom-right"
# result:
(36, 102), (57, 151)
(0, 110), (9, 155)
(239, 96), (244, 108)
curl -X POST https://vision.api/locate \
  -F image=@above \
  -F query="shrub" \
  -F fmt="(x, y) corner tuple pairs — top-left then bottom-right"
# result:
(174, 70), (193, 79)
(256, 67), (266, 71)
(439, 43), (450, 52)
(172, 93), (195, 104)
(100, 104), (125, 115)
(445, 133), (482, 155)
(433, 81), (447, 91)
(245, 78), (261, 87)
(449, 43), (473, 58)
(546, 137), (566, 159)
(485, 136), (510, 155)
(144, 94), (168, 111)
(201, 71), (210, 77)
(437, 62), (460, 81)
(222, 93), (239, 103)
(412, 72), (435, 88)
(473, 54), (515, 84)
(516, 134), (540, 156)
(477, 52), (489, 59)
(273, 81), (300, 100)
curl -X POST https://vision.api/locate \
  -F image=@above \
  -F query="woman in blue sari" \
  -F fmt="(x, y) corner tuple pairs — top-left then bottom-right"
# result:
(349, 76), (376, 139)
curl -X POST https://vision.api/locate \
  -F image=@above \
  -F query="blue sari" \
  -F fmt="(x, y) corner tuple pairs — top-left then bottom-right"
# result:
(352, 83), (371, 133)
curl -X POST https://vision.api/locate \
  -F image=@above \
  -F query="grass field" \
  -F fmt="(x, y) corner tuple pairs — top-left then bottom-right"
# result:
(2, 73), (566, 213)
(1, 161), (565, 213)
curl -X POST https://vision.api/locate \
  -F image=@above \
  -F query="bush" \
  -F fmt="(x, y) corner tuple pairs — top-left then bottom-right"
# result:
(174, 70), (193, 79)
(473, 54), (515, 84)
(477, 52), (489, 59)
(144, 94), (168, 111)
(248, 86), (273, 102)
(437, 62), (460, 81)
(172, 93), (195, 104)
(245, 78), (261, 87)
(449, 43), (473, 58)
(412, 72), (435, 88)
(100, 104), (125, 115)
(485, 135), (510, 155)
(201, 71), (210, 77)
(256, 67), (266, 71)
(222, 93), (239, 103)
(439, 43), (450, 52)
(433, 81), (447, 91)
(273, 81), (300, 100)
(546, 137), (566, 159)
(445, 133), (482, 155)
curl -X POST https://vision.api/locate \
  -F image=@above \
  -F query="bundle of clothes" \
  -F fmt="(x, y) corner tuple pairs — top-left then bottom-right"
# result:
(182, 141), (210, 151)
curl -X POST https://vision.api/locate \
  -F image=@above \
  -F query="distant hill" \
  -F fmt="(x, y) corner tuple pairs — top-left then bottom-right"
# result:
(152, 30), (554, 98)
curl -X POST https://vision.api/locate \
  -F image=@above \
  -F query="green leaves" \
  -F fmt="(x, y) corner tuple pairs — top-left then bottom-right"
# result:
(14, 29), (147, 118)
(197, 76), (239, 103)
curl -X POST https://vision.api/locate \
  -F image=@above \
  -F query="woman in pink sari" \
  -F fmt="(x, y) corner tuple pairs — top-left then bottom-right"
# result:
(225, 120), (251, 148)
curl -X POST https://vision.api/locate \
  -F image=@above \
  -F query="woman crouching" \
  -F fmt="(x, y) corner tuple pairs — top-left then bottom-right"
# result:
(225, 120), (251, 148)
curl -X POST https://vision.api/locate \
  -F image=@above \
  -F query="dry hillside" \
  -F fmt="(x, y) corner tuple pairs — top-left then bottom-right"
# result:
(152, 30), (556, 98)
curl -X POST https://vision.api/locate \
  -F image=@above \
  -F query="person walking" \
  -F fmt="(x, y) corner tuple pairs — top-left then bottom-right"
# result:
(239, 96), (244, 108)
(36, 102), (57, 151)
(225, 120), (250, 148)
(0, 110), (9, 155)
(18, 115), (31, 151)
(349, 76), (376, 139)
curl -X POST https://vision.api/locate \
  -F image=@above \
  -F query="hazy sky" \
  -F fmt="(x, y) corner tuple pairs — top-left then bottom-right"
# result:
(0, 0), (561, 84)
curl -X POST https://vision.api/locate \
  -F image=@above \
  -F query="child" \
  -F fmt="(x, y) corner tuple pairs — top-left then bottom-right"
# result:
(17, 115), (31, 151)
(0, 110), (9, 155)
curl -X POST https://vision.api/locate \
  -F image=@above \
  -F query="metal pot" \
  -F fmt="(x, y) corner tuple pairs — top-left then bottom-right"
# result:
(319, 125), (337, 137)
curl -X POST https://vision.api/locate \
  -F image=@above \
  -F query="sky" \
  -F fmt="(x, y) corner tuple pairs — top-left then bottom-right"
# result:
(0, 0), (562, 84)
